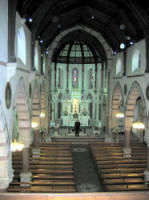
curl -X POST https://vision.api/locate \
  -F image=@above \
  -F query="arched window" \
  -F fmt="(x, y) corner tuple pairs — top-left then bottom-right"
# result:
(89, 103), (92, 119)
(132, 49), (141, 72)
(34, 46), (39, 70)
(116, 58), (122, 76)
(43, 55), (46, 74)
(72, 68), (78, 88)
(89, 68), (94, 88)
(58, 68), (63, 88)
(17, 27), (26, 64)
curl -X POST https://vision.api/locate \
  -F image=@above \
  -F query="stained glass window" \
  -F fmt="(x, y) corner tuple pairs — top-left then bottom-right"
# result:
(89, 68), (94, 88)
(72, 68), (78, 88)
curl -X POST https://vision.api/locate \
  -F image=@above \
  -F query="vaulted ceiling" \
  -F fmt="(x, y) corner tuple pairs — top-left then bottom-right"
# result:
(17, 0), (149, 51)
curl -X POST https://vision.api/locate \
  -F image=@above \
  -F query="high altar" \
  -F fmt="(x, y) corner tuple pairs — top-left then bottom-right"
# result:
(58, 91), (90, 127)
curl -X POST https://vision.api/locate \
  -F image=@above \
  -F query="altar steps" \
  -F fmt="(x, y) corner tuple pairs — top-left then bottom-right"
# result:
(51, 136), (103, 143)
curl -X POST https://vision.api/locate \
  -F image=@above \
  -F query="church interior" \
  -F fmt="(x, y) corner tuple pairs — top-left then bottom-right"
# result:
(1, 0), (149, 199)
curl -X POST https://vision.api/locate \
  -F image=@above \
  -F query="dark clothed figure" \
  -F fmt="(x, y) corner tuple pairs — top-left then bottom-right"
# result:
(75, 121), (80, 136)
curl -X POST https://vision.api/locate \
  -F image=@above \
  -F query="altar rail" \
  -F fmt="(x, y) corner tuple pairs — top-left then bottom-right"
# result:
(0, 192), (149, 200)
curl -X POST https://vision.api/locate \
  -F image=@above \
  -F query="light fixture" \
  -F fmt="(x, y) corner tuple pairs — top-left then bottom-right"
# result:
(112, 50), (117, 55)
(11, 140), (24, 152)
(40, 112), (45, 118)
(28, 17), (33, 23)
(132, 121), (145, 129)
(57, 24), (62, 29)
(40, 39), (43, 44)
(91, 16), (95, 20)
(116, 111), (124, 119)
(130, 40), (135, 45)
(31, 121), (38, 128)
(52, 16), (59, 23)
(126, 36), (131, 40)
(120, 24), (126, 30)
(120, 42), (126, 49)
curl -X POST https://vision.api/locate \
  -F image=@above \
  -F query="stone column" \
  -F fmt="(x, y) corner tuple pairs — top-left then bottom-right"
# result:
(123, 128), (131, 157)
(104, 114), (113, 143)
(144, 127), (149, 183)
(0, 145), (14, 191)
(8, 0), (17, 62)
(20, 147), (32, 187)
(104, 71), (112, 144)
(32, 129), (40, 157)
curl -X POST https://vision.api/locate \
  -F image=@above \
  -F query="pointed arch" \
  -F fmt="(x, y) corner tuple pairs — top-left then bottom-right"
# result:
(111, 82), (124, 128)
(125, 81), (147, 131)
(15, 77), (31, 146)
(48, 25), (112, 69)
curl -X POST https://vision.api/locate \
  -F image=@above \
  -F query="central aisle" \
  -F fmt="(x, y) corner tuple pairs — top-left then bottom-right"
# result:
(72, 144), (103, 192)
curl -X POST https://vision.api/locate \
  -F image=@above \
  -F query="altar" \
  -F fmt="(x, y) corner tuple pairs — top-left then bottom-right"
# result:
(62, 115), (89, 127)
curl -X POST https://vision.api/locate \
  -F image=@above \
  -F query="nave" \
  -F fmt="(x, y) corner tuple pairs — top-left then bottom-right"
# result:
(7, 136), (149, 193)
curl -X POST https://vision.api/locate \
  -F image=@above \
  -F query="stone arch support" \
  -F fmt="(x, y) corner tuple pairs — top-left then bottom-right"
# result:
(15, 77), (31, 148)
(32, 80), (40, 127)
(124, 81), (147, 152)
(0, 101), (13, 190)
(125, 81), (147, 131)
(111, 82), (124, 128)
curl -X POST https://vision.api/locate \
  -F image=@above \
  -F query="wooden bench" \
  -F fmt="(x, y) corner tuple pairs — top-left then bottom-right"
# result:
(8, 185), (76, 193)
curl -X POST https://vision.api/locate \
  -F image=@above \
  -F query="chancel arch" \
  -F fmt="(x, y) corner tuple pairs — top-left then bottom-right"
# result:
(49, 31), (105, 133)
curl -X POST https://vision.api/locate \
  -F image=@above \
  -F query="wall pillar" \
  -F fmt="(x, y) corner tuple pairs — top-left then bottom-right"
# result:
(104, 114), (113, 143)
(32, 129), (40, 157)
(20, 147), (32, 187)
(8, 0), (18, 62)
(144, 127), (149, 183)
(123, 128), (132, 157)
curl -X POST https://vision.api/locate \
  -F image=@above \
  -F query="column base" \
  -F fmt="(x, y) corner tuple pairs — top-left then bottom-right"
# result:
(0, 189), (7, 192)
(20, 172), (32, 188)
(0, 178), (10, 191)
(144, 170), (149, 184)
(123, 147), (131, 158)
(32, 148), (40, 158)
(104, 135), (113, 143)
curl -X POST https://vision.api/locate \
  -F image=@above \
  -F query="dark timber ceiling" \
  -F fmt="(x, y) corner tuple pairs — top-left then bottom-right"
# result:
(17, 0), (149, 51)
